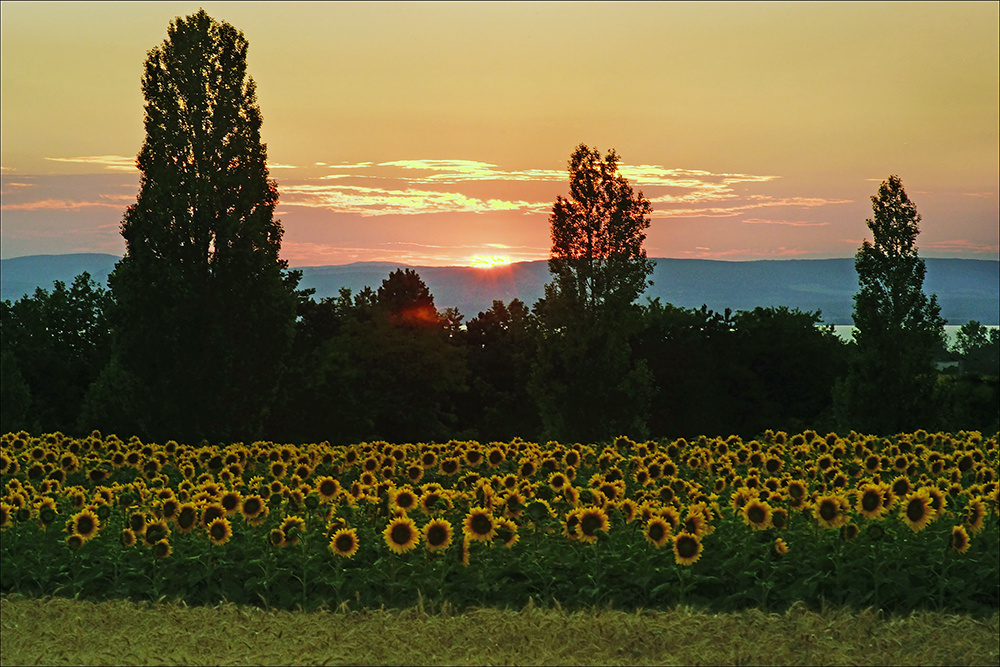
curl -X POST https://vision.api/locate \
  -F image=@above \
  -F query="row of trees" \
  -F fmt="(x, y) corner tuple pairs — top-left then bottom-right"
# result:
(1, 10), (997, 444)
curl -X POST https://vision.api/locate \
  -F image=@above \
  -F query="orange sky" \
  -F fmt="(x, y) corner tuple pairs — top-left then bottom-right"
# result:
(2, 2), (997, 266)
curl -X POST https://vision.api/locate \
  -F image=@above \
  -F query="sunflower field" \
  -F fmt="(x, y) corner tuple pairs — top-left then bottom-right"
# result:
(1, 429), (997, 614)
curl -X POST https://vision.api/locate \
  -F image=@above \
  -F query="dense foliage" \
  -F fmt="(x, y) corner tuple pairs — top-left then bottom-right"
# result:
(2, 429), (996, 614)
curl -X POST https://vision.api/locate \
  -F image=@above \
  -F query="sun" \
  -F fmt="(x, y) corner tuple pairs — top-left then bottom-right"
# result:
(469, 255), (512, 268)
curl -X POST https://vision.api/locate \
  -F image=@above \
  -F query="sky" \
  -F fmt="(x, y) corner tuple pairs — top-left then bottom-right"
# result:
(2, 1), (998, 267)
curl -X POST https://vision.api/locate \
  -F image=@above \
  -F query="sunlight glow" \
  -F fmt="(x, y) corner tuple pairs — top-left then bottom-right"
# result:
(469, 254), (512, 268)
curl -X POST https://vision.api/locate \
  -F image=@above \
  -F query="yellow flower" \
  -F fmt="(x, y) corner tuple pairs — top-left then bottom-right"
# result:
(463, 507), (497, 542)
(383, 516), (419, 554)
(673, 532), (702, 566)
(329, 528), (360, 558)
(644, 517), (671, 548)
(741, 499), (772, 530)
(423, 518), (454, 551)
(813, 494), (849, 529)
(206, 517), (232, 545)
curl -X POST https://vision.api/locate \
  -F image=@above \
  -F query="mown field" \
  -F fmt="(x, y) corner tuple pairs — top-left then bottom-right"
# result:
(3, 595), (998, 666)
(1, 429), (997, 614)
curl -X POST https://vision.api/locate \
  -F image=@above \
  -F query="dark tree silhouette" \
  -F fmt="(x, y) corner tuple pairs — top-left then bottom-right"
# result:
(95, 10), (301, 442)
(836, 175), (945, 434)
(545, 144), (654, 320)
(1, 273), (111, 435)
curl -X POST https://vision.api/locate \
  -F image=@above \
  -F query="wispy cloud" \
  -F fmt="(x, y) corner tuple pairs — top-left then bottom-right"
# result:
(742, 217), (831, 227)
(281, 183), (548, 216)
(1, 197), (127, 211)
(921, 240), (1000, 254)
(45, 155), (136, 171)
(653, 196), (852, 219)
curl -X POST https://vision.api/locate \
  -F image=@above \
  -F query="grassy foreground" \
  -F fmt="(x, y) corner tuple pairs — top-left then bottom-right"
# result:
(1, 595), (997, 666)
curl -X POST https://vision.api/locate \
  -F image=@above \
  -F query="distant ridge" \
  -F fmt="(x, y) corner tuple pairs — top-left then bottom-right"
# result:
(3, 253), (997, 325)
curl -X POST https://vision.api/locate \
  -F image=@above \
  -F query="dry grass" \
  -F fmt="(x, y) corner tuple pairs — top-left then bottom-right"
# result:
(1, 595), (997, 666)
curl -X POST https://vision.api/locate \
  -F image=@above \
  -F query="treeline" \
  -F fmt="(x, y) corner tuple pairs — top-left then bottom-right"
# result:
(1, 267), (997, 444)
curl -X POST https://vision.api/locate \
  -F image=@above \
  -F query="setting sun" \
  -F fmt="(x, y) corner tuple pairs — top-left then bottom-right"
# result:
(470, 255), (512, 269)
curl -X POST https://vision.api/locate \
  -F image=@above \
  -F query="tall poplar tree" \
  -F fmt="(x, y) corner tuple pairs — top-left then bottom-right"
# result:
(99, 10), (300, 442)
(836, 175), (945, 433)
(545, 144), (654, 321)
(532, 145), (655, 441)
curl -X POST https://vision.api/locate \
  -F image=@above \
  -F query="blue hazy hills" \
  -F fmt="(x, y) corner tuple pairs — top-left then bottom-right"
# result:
(2, 253), (997, 325)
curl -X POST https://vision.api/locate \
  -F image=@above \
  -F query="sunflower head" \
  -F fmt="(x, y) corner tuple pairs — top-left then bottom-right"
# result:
(673, 531), (702, 566)
(383, 516), (419, 554)
(329, 528), (360, 558)
(206, 517), (232, 545)
(950, 525), (970, 554)
(71, 508), (100, 541)
(152, 538), (172, 559)
(463, 507), (497, 542)
(494, 517), (520, 548)
(813, 494), (849, 529)
(574, 507), (610, 543)
(901, 491), (934, 532)
(423, 518), (454, 551)
(741, 499), (772, 530)
(644, 517), (672, 548)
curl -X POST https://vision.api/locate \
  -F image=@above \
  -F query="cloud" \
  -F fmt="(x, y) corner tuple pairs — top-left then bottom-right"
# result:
(921, 240), (1000, 254)
(45, 155), (136, 171)
(280, 183), (549, 216)
(654, 196), (852, 219)
(1, 198), (125, 211)
(742, 218), (831, 227)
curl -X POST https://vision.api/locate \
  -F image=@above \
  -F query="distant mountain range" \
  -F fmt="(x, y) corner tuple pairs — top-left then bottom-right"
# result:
(2, 253), (997, 325)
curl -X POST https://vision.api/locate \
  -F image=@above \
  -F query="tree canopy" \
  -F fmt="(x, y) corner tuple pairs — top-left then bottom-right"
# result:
(95, 9), (301, 442)
(837, 175), (946, 433)
(545, 144), (654, 321)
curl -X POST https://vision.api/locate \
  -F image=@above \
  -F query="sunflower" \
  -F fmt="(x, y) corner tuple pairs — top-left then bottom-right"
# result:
(644, 517), (672, 548)
(269, 528), (286, 547)
(281, 515), (306, 546)
(121, 528), (137, 548)
(206, 517), (232, 545)
(618, 498), (638, 523)
(813, 494), (849, 529)
(548, 471), (569, 492)
(741, 499), (772, 530)
(774, 537), (789, 555)
(673, 532), (702, 566)
(390, 486), (419, 514)
(486, 446), (506, 468)
(201, 503), (227, 529)
(785, 480), (809, 509)
(950, 525), (970, 554)
(438, 457), (461, 476)
(220, 491), (242, 517)
(925, 487), (947, 520)
(964, 497), (987, 534)
(900, 491), (934, 532)
(143, 520), (171, 547)
(71, 508), (100, 541)
(66, 533), (85, 550)
(464, 507), (497, 542)
(841, 523), (860, 542)
(383, 516), (420, 554)
(329, 528), (360, 558)
(174, 503), (199, 533)
(423, 518), (454, 551)
(310, 476), (338, 503)
(855, 483), (888, 520)
(240, 495), (268, 525)
(152, 538), (172, 559)
(574, 507), (610, 543)
(495, 517), (520, 548)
